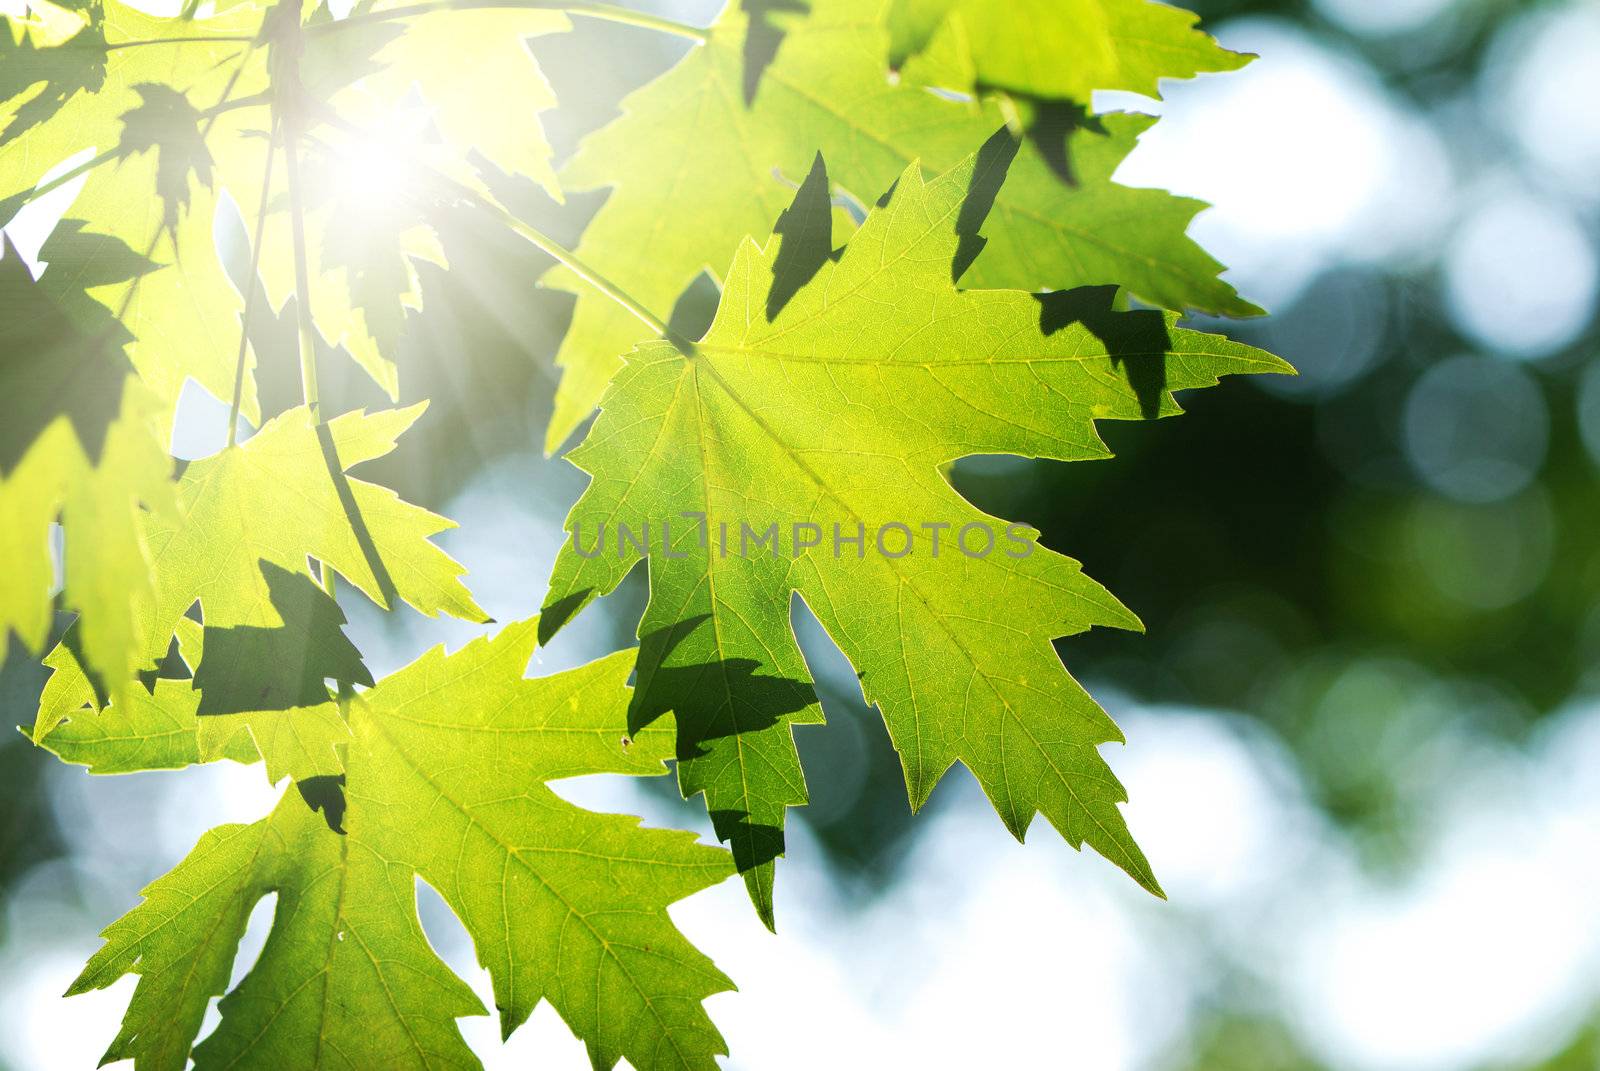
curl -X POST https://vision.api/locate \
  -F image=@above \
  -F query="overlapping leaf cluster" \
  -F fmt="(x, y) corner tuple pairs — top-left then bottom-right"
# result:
(1, 0), (1286, 1065)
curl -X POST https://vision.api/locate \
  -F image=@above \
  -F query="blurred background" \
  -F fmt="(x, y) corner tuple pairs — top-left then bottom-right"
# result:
(4, 0), (1600, 1066)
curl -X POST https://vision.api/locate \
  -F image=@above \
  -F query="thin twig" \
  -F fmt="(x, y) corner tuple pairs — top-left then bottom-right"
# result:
(1, 90), (268, 219)
(484, 192), (671, 338)
(12, 148), (119, 207)
(105, 34), (256, 50)
(203, 90), (276, 118)
(226, 123), (280, 448)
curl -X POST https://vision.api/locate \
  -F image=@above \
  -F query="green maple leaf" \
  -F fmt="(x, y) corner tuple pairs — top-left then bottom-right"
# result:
(0, 0), (271, 421)
(34, 404), (487, 782)
(0, 226), (140, 477)
(884, 0), (1247, 182)
(351, 2), (568, 196)
(885, 0), (1249, 107)
(142, 404), (487, 635)
(0, 233), (175, 706)
(48, 620), (734, 1071)
(541, 150), (1291, 923)
(541, 0), (1257, 451)
(0, 0), (108, 151)
(34, 617), (262, 772)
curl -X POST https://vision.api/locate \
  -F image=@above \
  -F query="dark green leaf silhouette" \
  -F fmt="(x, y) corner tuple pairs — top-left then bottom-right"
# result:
(192, 560), (373, 717)
(0, 229), (143, 474)
(740, 0), (807, 104)
(116, 83), (213, 230)
(0, 3), (107, 149)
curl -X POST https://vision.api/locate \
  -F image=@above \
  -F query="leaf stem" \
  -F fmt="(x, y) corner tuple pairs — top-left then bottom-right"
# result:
(105, 34), (257, 49)
(203, 90), (276, 118)
(283, 125), (323, 423)
(476, 193), (671, 338)
(305, 0), (709, 42)
(227, 124), (280, 449)
(13, 147), (119, 206)
(284, 166), (322, 422)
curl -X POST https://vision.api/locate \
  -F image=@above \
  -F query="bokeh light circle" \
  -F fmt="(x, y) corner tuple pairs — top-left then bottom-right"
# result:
(1403, 355), (1548, 502)
(1312, 0), (1459, 37)
(1254, 271), (1388, 400)
(1572, 360), (1600, 470)
(1489, 4), (1600, 198)
(1444, 191), (1597, 359)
